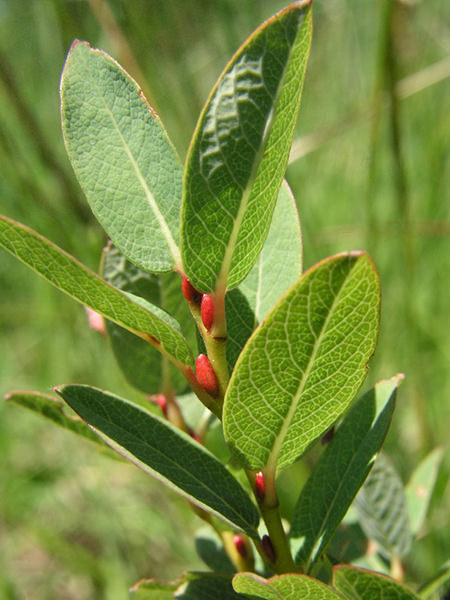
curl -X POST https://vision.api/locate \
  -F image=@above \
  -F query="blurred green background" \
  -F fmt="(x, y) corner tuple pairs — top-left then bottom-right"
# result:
(0, 0), (449, 598)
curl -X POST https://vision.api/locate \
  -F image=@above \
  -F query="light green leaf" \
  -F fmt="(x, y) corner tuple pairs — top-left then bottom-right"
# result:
(233, 573), (343, 600)
(61, 41), (182, 273)
(56, 385), (260, 537)
(0, 216), (193, 368)
(354, 453), (412, 559)
(102, 244), (194, 394)
(417, 560), (450, 599)
(130, 578), (182, 599)
(226, 180), (302, 369)
(333, 566), (420, 600)
(181, 2), (312, 293)
(223, 252), (380, 472)
(405, 447), (444, 538)
(5, 390), (109, 451)
(290, 375), (402, 571)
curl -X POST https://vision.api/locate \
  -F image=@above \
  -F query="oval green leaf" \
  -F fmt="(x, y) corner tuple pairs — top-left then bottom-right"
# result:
(333, 566), (420, 600)
(354, 452), (412, 559)
(61, 41), (182, 273)
(181, 1), (312, 293)
(223, 252), (380, 472)
(290, 375), (402, 571)
(0, 216), (193, 367)
(55, 385), (260, 538)
(233, 573), (343, 600)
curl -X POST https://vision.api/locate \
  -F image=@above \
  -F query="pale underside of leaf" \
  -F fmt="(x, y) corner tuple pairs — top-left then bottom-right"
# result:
(0, 216), (193, 367)
(223, 252), (380, 472)
(61, 41), (182, 273)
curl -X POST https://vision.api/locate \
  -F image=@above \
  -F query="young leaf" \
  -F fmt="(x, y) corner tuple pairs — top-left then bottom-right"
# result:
(226, 180), (302, 369)
(290, 375), (402, 571)
(61, 41), (182, 273)
(405, 447), (443, 538)
(102, 245), (194, 394)
(132, 573), (241, 600)
(130, 578), (182, 599)
(181, 1), (312, 293)
(5, 390), (109, 451)
(55, 385), (260, 538)
(0, 216), (193, 368)
(333, 566), (420, 600)
(233, 573), (343, 600)
(354, 453), (412, 559)
(223, 252), (380, 472)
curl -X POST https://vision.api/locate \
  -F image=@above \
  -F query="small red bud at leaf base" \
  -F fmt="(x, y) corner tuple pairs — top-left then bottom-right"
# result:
(321, 426), (335, 445)
(201, 294), (214, 331)
(182, 276), (201, 304)
(261, 534), (276, 563)
(157, 394), (168, 418)
(255, 471), (265, 503)
(233, 534), (248, 560)
(196, 354), (219, 396)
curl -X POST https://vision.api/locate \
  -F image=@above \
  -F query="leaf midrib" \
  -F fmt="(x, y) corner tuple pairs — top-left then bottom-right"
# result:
(265, 259), (359, 473)
(78, 49), (181, 269)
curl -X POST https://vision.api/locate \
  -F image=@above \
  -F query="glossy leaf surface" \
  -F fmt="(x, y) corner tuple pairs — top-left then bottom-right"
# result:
(181, 1), (311, 292)
(224, 253), (380, 472)
(233, 573), (343, 599)
(290, 375), (401, 571)
(406, 446), (443, 537)
(0, 216), (193, 367)
(102, 245), (193, 393)
(61, 41), (182, 273)
(56, 385), (259, 537)
(333, 566), (420, 600)
(355, 453), (412, 559)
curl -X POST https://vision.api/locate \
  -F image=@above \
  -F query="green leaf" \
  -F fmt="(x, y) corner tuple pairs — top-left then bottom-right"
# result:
(223, 252), (380, 472)
(5, 390), (109, 452)
(132, 573), (241, 600)
(55, 385), (260, 537)
(333, 566), (420, 600)
(181, 2), (312, 293)
(354, 453), (412, 559)
(0, 216), (193, 368)
(61, 40), (182, 273)
(102, 244), (194, 394)
(233, 573), (343, 599)
(417, 559), (450, 600)
(195, 527), (236, 575)
(405, 447), (444, 538)
(226, 180), (302, 369)
(290, 375), (402, 571)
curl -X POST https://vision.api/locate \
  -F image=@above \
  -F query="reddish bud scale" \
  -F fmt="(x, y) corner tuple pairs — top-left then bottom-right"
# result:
(233, 534), (248, 560)
(321, 426), (335, 445)
(182, 276), (201, 304)
(201, 294), (214, 331)
(261, 534), (276, 563)
(157, 394), (168, 418)
(196, 354), (219, 397)
(255, 471), (265, 503)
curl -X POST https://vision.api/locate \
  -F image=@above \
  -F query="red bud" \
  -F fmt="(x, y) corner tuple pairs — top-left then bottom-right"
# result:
(233, 534), (248, 559)
(195, 354), (219, 396)
(261, 534), (276, 563)
(182, 276), (201, 304)
(157, 394), (168, 418)
(201, 294), (214, 331)
(255, 471), (265, 503)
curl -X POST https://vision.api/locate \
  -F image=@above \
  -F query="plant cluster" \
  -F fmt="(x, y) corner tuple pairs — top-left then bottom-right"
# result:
(0, 2), (446, 599)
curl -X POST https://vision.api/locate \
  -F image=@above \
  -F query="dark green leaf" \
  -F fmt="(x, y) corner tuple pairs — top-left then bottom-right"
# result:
(181, 2), (311, 293)
(354, 453), (412, 559)
(333, 566), (420, 600)
(0, 216), (193, 368)
(61, 41), (182, 273)
(56, 385), (260, 537)
(224, 253), (380, 472)
(290, 375), (401, 571)
(195, 528), (236, 575)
